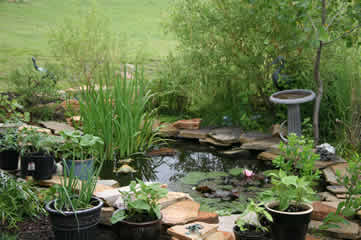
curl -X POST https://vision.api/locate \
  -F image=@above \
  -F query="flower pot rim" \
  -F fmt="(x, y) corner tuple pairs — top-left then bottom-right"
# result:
(265, 201), (313, 215)
(45, 196), (103, 216)
(113, 209), (162, 226)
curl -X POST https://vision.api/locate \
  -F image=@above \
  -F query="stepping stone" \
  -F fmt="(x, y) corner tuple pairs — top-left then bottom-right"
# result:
(173, 119), (202, 130)
(314, 157), (347, 169)
(323, 168), (339, 185)
(218, 215), (240, 233)
(327, 185), (347, 194)
(18, 124), (52, 134)
(191, 211), (219, 224)
(171, 231), (234, 240)
(318, 192), (339, 202)
(336, 194), (361, 199)
(159, 192), (194, 209)
(39, 121), (75, 135)
(159, 123), (180, 137)
(218, 148), (250, 157)
(330, 163), (350, 178)
(147, 148), (176, 156)
(239, 131), (273, 144)
(257, 151), (279, 161)
(200, 138), (232, 147)
(178, 129), (211, 139)
(309, 220), (361, 239)
(161, 200), (200, 226)
(240, 137), (280, 151)
(311, 201), (337, 221)
(99, 207), (115, 226)
(97, 179), (120, 188)
(208, 128), (242, 145)
(167, 221), (218, 240)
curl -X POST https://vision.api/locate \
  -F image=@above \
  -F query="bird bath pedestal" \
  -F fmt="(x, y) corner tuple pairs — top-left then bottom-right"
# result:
(270, 89), (315, 140)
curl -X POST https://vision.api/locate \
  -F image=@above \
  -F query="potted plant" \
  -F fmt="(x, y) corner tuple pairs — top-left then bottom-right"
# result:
(233, 199), (273, 240)
(56, 130), (103, 180)
(263, 170), (315, 240)
(45, 160), (104, 240)
(111, 179), (168, 240)
(19, 127), (58, 180)
(0, 127), (20, 171)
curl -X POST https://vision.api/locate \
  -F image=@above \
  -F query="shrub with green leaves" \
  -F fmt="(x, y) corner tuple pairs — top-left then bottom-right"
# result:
(272, 133), (320, 182)
(111, 179), (168, 223)
(0, 171), (45, 229)
(0, 127), (19, 152)
(18, 127), (59, 155)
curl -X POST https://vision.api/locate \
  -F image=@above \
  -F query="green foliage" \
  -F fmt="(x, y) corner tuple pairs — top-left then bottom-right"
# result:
(8, 62), (60, 108)
(320, 153), (361, 230)
(56, 130), (103, 161)
(235, 199), (273, 232)
(80, 63), (162, 163)
(111, 179), (168, 224)
(0, 171), (45, 229)
(180, 171), (229, 185)
(229, 168), (244, 177)
(18, 127), (59, 155)
(48, 2), (125, 84)
(0, 95), (28, 123)
(54, 159), (100, 212)
(0, 127), (19, 152)
(272, 134), (320, 182)
(263, 170), (316, 211)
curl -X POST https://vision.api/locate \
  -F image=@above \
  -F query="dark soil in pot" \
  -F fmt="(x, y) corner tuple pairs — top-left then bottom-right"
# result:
(265, 202), (313, 240)
(0, 150), (19, 171)
(233, 225), (269, 240)
(112, 210), (162, 240)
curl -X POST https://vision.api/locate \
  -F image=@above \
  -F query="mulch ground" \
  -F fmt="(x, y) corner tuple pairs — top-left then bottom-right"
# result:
(0, 215), (172, 240)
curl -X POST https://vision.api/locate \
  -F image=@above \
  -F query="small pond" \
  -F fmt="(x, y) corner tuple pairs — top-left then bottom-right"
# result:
(103, 139), (272, 213)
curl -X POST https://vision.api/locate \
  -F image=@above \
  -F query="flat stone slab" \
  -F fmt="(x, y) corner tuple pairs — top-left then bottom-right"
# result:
(99, 207), (115, 226)
(178, 129), (210, 139)
(239, 131), (273, 144)
(314, 157), (347, 169)
(147, 148), (176, 156)
(171, 231), (234, 240)
(173, 119), (202, 130)
(323, 168), (339, 185)
(257, 151), (279, 161)
(161, 200), (200, 226)
(318, 192), (339, 202)
(18, 124), (52, 134)
(97, 180), (120, 188)
(159, 123), (180, 137)
(200, 137), (232, 147)
(39, 121), (75, 135)
(208, 128), (242, 144)
(311, 201), (337, 221)
(326, 185), (347, 194)
(309, 220), (361, 239)
(330, 163), (350, 178)
(240, 137), (280, 151)
(218, 215), (240, 233)
(159, 192), (194, 209)
(218, 148), (250, 157)
(168, 221), (218, 240)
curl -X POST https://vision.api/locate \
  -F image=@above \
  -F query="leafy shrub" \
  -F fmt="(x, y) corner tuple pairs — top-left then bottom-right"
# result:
(0, 171), (45, 229)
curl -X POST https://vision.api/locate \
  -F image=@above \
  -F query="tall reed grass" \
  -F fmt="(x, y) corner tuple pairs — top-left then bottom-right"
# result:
(79, 63), (161, 164)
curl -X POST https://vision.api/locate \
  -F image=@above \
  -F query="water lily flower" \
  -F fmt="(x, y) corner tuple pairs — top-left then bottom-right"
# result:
(243, 169), (254, 178)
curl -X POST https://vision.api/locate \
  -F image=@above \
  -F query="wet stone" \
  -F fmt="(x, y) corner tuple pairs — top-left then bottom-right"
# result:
(240, 137), (280, 151)
(323, 168), (339, 185)
(309, 220), (361, 239)
(161, 200), (201, 226)
(311, 201), (337, 221)
(178, 129), (211, 139)
(239, 131), (273, 144)
(39, 121), (75, 135)
(326, 185), (347, 194)
(167, 222), (218, 240)
(208, 128), (242, 145)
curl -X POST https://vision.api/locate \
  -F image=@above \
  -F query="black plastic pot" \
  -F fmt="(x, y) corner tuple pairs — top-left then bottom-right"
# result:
(21, 152), (55, 180)
(0, 150), (19, 171)
(45, 196), (104, 240)
(265, 202), (313, 240)
(112, 210), (162, 240)
(233, 226), (268, 240)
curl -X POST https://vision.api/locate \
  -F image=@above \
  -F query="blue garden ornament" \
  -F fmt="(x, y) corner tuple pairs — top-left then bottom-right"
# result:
(31, 56), (57, 85)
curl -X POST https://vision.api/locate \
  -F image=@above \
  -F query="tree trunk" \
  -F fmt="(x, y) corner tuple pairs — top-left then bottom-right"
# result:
(313, 0), (327, 145)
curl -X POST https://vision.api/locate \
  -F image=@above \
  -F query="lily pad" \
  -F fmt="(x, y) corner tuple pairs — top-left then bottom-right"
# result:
(229, 168), (244, 177)
(180, 171), (229, 185)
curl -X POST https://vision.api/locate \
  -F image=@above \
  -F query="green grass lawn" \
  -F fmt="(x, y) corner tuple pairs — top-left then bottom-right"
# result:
(0, 0), (176, 89)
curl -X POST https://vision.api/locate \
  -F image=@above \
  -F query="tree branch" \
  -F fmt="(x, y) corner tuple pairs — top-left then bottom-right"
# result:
(324, 24), (361, 46)
(326, 2), (347, 30)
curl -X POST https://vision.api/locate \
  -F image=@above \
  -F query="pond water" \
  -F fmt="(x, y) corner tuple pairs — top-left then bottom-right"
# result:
(102, 139), (272, 213)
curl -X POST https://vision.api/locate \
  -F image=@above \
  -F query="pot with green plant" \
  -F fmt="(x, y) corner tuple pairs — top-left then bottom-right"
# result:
(263, 170), (315, 240)
(111, 179), (168, 240)
(45, 159), (104, 240)
(57, 130), (103, 180)
(0, 127), (20, 171)
(233, 199), (273, 240)
(19, 128), (58, 180)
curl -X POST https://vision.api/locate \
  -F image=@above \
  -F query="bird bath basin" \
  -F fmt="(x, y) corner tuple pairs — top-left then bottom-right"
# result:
(270, 89), (315, 140)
